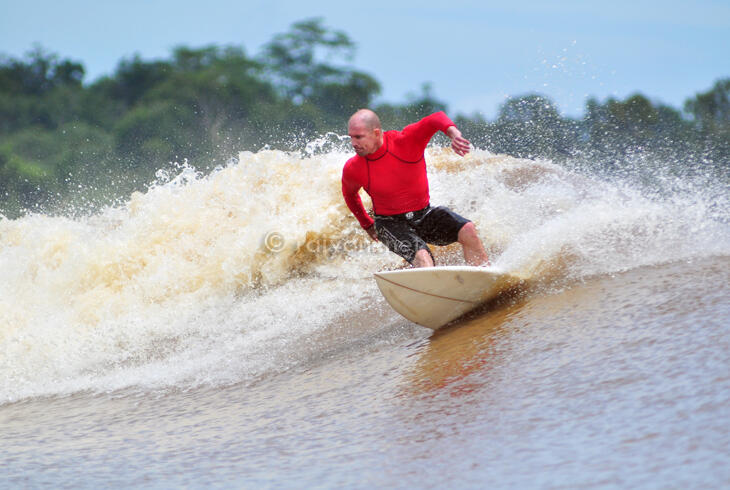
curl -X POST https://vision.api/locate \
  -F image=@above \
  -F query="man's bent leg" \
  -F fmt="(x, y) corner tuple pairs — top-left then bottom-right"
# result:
(413, 248), (435, 268)
(376, 217), (431, 266)
(458, 222), (489, 266)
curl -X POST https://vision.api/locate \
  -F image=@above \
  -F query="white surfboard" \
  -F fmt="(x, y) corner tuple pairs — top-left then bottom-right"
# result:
(373, 266), (519, 330)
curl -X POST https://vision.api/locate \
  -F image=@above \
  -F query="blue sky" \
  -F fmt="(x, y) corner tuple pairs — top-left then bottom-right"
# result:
(1, 0), (728, 118)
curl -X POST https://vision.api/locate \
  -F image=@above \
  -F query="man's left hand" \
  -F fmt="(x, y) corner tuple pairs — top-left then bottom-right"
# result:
(446, 126), (471, 156)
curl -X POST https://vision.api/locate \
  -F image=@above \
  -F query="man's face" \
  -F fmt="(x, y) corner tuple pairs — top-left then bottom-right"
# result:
(348, 121), (381, 156)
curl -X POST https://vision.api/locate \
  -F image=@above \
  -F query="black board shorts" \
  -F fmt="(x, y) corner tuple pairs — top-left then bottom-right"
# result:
(374, 204), (471, 264)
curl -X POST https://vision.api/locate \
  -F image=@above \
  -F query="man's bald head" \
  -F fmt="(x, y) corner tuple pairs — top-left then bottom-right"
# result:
(348, 109), (383, 156)
(349, 109), (382, 131)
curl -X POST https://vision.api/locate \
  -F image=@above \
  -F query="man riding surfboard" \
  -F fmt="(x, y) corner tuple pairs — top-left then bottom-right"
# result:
(342, 109), (489, 268)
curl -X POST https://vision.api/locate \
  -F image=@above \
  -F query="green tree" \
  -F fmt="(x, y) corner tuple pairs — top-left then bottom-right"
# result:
(103, 55), (173, 108)
(685, 78), (730, 132)
(584, 93), (689, 161)
(489, 94), (574, 158)
(262, 17), (354, 102)
(112, 45), (281, 164)
(0, 48), (86, 132)
(0, 124), (116, 214)
(684, 79), (730, 164)
(374, 83), (448, 132)
(0, 46), (84, 96)
(260, 17), (380, 129)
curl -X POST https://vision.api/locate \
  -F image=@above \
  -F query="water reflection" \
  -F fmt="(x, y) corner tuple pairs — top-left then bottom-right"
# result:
(403, 298), (528, 398)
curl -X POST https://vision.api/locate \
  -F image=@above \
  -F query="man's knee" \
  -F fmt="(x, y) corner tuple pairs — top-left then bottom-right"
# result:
(413, 248), (434, 268)
(458, 221), (478, 243)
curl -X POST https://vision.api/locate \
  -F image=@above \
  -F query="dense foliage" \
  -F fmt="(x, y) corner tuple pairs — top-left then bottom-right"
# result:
(1, 18), (727, 217)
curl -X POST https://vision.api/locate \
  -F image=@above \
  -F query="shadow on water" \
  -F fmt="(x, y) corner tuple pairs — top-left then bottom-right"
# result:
(403, 288), (530, 397)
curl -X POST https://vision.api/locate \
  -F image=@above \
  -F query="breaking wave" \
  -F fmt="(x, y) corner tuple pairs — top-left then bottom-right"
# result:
(1, 141), (728, 404)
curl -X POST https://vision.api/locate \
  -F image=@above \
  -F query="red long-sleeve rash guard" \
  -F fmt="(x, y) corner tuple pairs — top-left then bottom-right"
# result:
(341, 111), (456, 229)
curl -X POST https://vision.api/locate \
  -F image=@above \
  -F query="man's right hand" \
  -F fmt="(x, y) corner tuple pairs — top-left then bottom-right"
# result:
(446, 126), (471, 156)
(365, 224), (378, 241)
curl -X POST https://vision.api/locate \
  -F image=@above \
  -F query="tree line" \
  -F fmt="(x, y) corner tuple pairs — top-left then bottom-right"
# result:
(1, 18), (728, 217)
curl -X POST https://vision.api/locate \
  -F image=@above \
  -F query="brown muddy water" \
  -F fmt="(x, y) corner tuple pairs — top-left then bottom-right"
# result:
(2, 258), (728, 488)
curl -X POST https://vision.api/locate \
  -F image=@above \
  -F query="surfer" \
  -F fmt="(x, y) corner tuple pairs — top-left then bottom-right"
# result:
(342, 109), (489, 268)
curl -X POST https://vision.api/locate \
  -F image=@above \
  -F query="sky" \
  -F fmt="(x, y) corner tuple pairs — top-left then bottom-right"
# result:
(1, 0), (729, 119)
